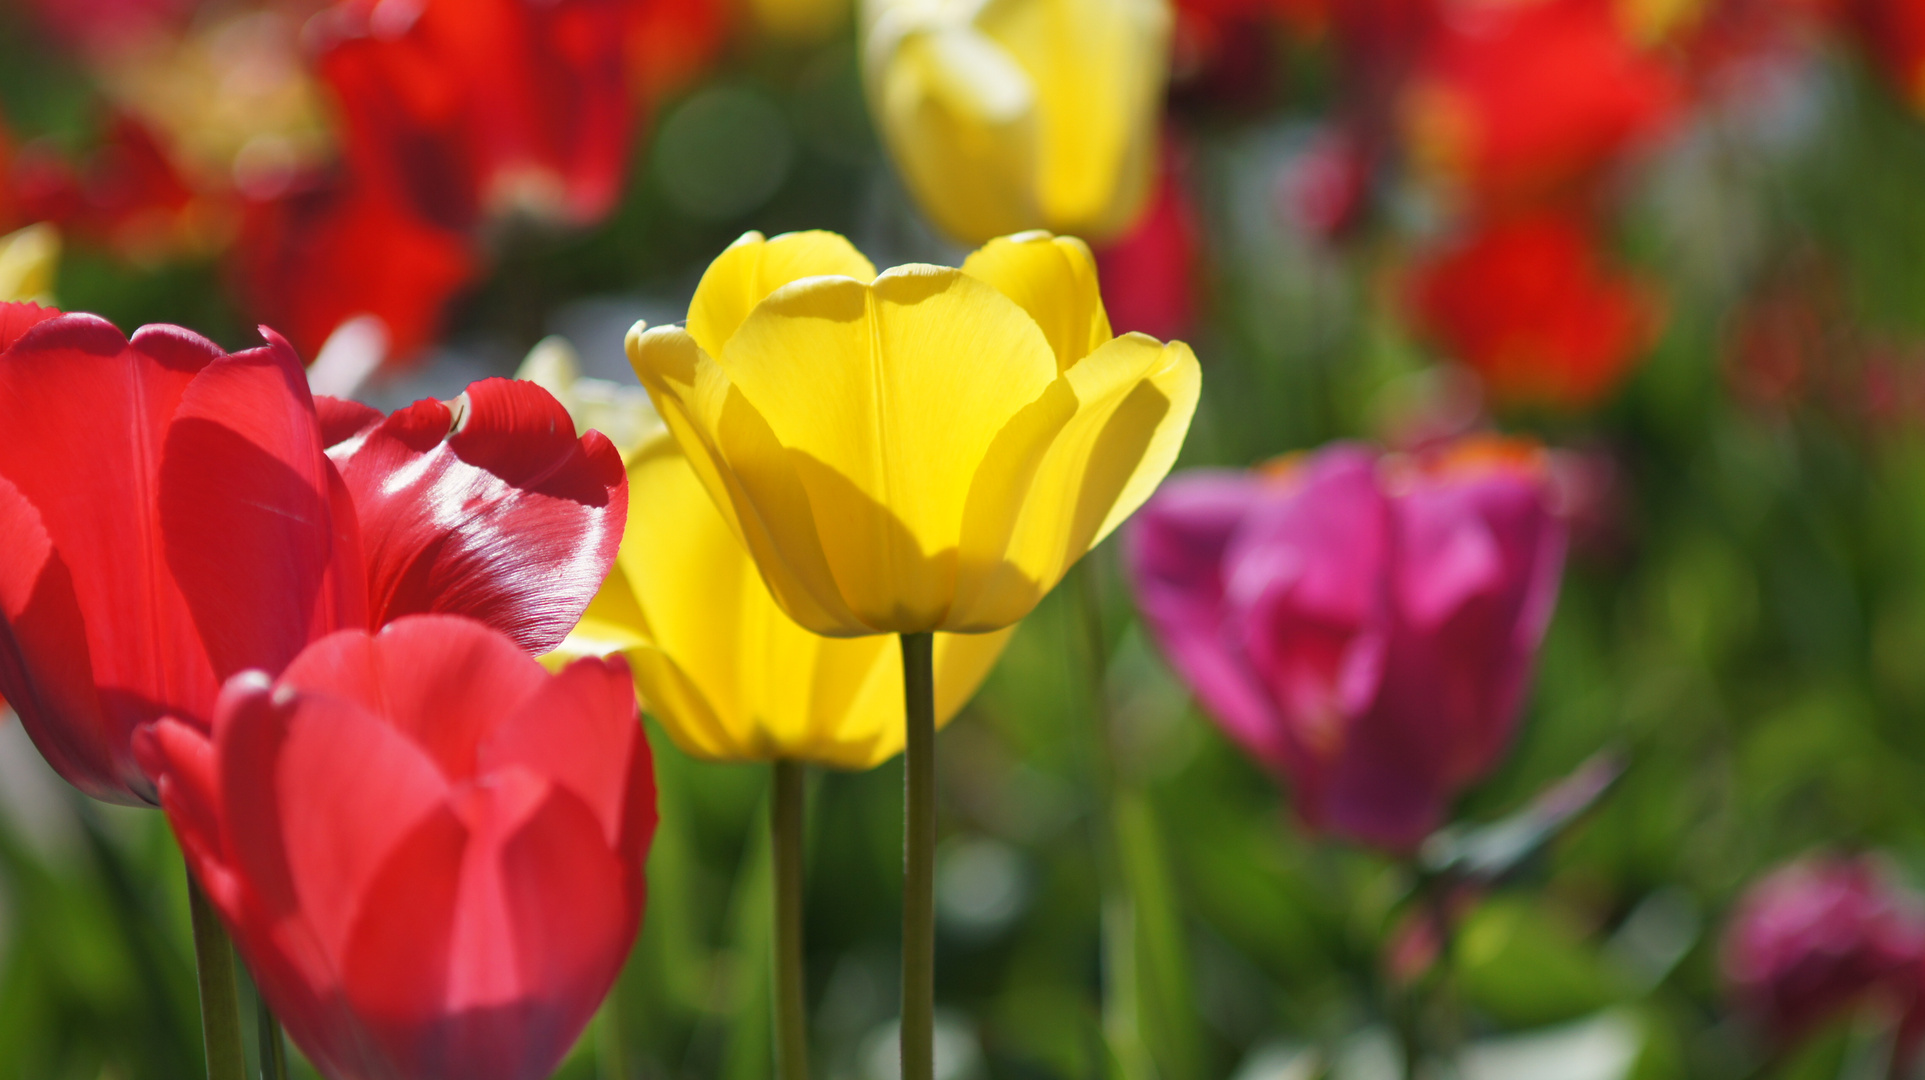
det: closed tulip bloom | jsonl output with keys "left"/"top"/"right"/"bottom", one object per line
{"left": 862, "top": 0, "right": 1172, "bottom": 244}
{"left": 563, "top": 430, "right": 1014, "bottom": 768}
{"left": 628, "top": 228, "right": 1200, "bottom": 637}
{"left": 1725, "top": 854, "right": 1925, "bottom": 1054}
{"left": 136, "top": 615, "right": 655, "bottom": 1080}
{"left": 0, "top": 305, "right": 625, "bottom": 803}
{"left": 1125, "top": 438, "right": 1566, "bottom": 850}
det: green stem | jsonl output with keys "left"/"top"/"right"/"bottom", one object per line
{"left": 899, "top": 632, "right": 937, "bottom": 1080}
{"left": 187, "top": 874, "right": 246, "bottom": 1080}
{"left": 256, "top": 992, "right": 289, "bottom": 1080}
{"left": 772, "top": 760, "right": 810, "bottom": 1080}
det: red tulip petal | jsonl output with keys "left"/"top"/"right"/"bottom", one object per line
{"left": 0, "top": 302, "right": 61, "bottom": 353}
{"left": 337, "top": 802, "right": 468, "bottom": 1041}
{"left": 315, "top": 394, "right": 384, "bottom": 449}
{"left": 423, "top": 770, "right": 631, "bottom": 1080}
{"left": 160, "top": 330, "right": 368, "bottom": 685}
{"left": 0, "top": 314, "right": 225, "bottom": 799}
{"left": 267, "top": 683, "right": 456, "bottom": 963}
{"left": 480, "top": 655, "right": 640, "bottom": 848}
{"left": 335, "top": 379, "right": 626, "bottom": 653}
{"left": 0, "top": 471, "right": 121, "bottom": 798}
{"left": 278, "top": 615, "right": 548, "bottom": 781}
{"left": 134, "top": 717, "right": 221, "bottom": 866}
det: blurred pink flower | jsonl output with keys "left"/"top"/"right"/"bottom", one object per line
{"left": 1125, "top": 438, "right": 1567, "bottom": 851}
{"left": 1725, "top": 854, "right": 1925, "bottom": 1057}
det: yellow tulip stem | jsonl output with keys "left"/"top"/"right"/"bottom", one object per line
{"left": 899, "top": 631, "right": 938, "bottom": 1080}
{"left": 187, "top": 872, "right": 247, "bottom": 1080}
{"left": 772, "top": 759, "right": 811, "bottom": 1080}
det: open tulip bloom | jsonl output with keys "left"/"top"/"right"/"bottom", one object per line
{"left": 1126, "top": 438, "right": 1567, "bottom": 852}
{"left": 627, "top": 227, "right": 1198, "bottom": 1079}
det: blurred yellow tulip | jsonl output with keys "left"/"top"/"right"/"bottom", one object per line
{"left": 0, "top": 225, "right": 60, "bottom": 305}
{"left": 627, "top": 228, "right": 1200, "bottom": 637}
{"left": 751, "top": 0, "right": 851, "bottom": 40}
{"left": 559, "top": 429, "right": 1014, "bottom": 768}
{"left": 861, "top": 0, "right": 1171, "bottom": 245}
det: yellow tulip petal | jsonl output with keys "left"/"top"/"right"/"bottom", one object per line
{"left": 628, "top": 322, "right": 863, "bottom": 635}
{"left": 606, "top": 430, "right": 1016, "bottom": 769}
{"left": 869, "top": 22, "right": 1039, "bottom": 244}
{"left": 687, "top": 230, "right": 878, "bottom": 358}
{"left": 719, "top": 266, "right": 1060, "bottom": 631}
{"left": 950, "top": 332, "right": 1199, "bottom": 629}
{"left": 980, "top": 0, "right": 1168, "bottom": 238}
{"left": 0, "top": 223, "right": 59, "bottom": 304}
{"left": 961, "top": 231, "right": 1112, "bottom": 371}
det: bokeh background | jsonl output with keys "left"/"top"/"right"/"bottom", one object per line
{"left": 3, "top": 0, "right": 1925, "bottom": 1076}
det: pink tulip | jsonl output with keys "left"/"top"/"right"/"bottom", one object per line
{"left": 1725, "top": 854, "right": 1925, "bottom": 1056}
{"left": 1125, "top": 438, "right": 1566, "bottom": 850}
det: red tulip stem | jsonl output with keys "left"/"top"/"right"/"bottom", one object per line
{"left": 772, "top": 759, "right": 810, "bottom": 1080}
{"left": 899, "top": 631, "right": 937, "bottom": 1080}
{"left": 256, "top": 992, "right": 290, "bottom": 1080}
{"left": 186, "top": 874, "right": 247, "bottom": 1080}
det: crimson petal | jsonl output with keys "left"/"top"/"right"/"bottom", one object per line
{"left": 0, "top": 314, "right": 224, "bottom": 802}
{"left": 332, "top": 378, "right": 627, "bottom": 653}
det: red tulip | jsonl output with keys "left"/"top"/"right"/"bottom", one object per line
{"left": 1844, "top": 0, "right": 1925, "bottom": 109}
{"left": 0, "top": 305, "right": 625, "bottom": 803}
{"left": 1399, "top": 0, "right": 1681, "bottom": 212}
{"left": 1096, "top": 147, "right": 1200, "bottom": 343}
{"left": 313, "top": 0, "right": 646, "bottom": 230}
{"left": 234, "top": 170, "right": 477, "bottom": 365}
{"left": 137, "top": 615, "right": 655, "bottom": 1080}
{"left": 1725, "top": 854, "right": 1925, "bottom": 1058}
{"left": 1124, "top": 438, "right": 1566, "bottom": 850}
{"left": 1407, "top": 212, "right": 1659, "bottom": 409}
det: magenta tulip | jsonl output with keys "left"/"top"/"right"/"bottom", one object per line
{"left": 1725, "top": 853, "right": 1925, "bottom": 1055}
{"left": 1125, "top": 438, "right": 1567, "bottom": 850}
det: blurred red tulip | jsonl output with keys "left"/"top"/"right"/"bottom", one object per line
{"left": 1096, "top": 149, "right": 1200, "bottom": 343}
{"left": 1408, "top": 213, "right": 1660, "bottom": 409}
{"left": 21, "top": 0, "right": 199, "bottom": 57}
{"left": 6, "top": 115, "right": 227, "bottom": 264}
{"left": 234, "top": 170, "right": 477, "bottom": 364}
{"left": 1725, "top": 854, "right": 1925, "bottom": 1059}
{"left": 0, "top": 306, "right": 625, "bottom": 803}
{"left": 1844, "top": 0, "right": 1925, "bottom": 109}
{"left": 312, "top": 0, "right": 691, "bottom": 230}
{"left": 1125, "top": 438, "right": 1567, "bottom": 850}
{"left": 1401, "top": 0, "right": 1682, "bottom": 212}
{"left": 137, "top": 615, "right": 655, "bottom": 1080}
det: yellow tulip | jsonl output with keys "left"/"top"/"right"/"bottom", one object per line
{"left": 862, "top": 0, "right": 1171, "bottom": 245}
{"left": 559, "top": 429, "right": 1014, "bottom": 768}
{"left": 0, "top": 224, "right": 60, "bottom": 305}
{"left": 627, "top": 227, "right": 1200, "bottom": 638}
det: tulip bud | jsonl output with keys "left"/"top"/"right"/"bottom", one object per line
{"left": 1125, "top": 438, "right": 1567, "bottom": 851}
{"left": 1724, "top": 854, "right": 1925, "bottom": 1056}
{"left": 862, "top": 0, "right": 1172, "bottom": 244}
{"left": 136, "top": 615, "right": 656, "bottom": 1080}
